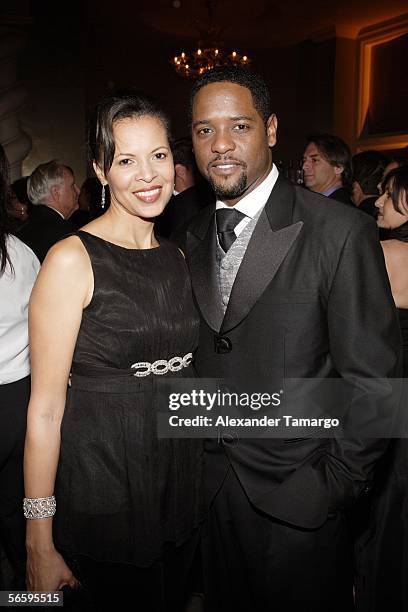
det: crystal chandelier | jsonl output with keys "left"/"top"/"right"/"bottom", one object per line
{"left": 172, "top": 1, "right": 250, "bottom": 78}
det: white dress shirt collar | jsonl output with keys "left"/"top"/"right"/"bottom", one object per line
{"left": 44, "top": 205, "right": 65, "bottom": 219}
{"left": 215, "top": 163, "right": 279, "bottom": 218}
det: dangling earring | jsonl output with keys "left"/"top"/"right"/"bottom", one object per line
{"left": 101, "top": 184, "right": 106, "bottom": 210}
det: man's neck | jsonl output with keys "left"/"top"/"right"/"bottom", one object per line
{"left": 357, "top": 193, "right": 376, "bottom": 206}
{"left": 317, "top": 180, "right": 342, "bottom": 197}
{"left": 41, "top": 203, "right": 65, "bottom": 219}
{"left": 174, "top": 178, "right": 195, "bottom": 194}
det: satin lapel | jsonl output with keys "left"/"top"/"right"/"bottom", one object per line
{"left": 221, "top": 177, "right": 303, "bottom": 334}
{"left": 187, "top": 212, "right": 224, "bottom": 333}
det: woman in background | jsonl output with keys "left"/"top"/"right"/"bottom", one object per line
{"left": 0, "top": 146, "right": 40, "bottom": 589}
{"left": 24, "top": 92, "right": 202, "bottom": 611}
{"left": 377, "top": 166, "right": 408, "bottom": 368}
{"left": 6, "top": 180, "right": 30, "bottom": 233}
{"left": 356, "top": 166, "right": 408, "bottom": 611}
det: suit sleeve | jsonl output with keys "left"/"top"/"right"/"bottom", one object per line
{"left": 322, "top": 214, "right": 402, "bottom": 510}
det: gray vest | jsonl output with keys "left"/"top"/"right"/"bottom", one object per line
{"left": 217, "top": 210, "right": 262, "bottom": 312}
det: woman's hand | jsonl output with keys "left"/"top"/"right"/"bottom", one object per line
{"left": 26, "top": 546, "right": 79, "bottom": 592}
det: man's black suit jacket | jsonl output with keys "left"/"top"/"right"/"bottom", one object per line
{"left": 155, "top": 183, "right": 214, "bottom": 241}
{"left": 359, "top": 195, "right": 378, "bottom": 219}
{"left": 17, "top": 205, "right": 75, "bottom": 263}
{"left": 329, "top": 186, "right": 353, "bottom": 206}
{"left": 185, "top": 175, "right": 401, "bottom": 529}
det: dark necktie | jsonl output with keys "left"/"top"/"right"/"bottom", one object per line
{"left": 216, "top": 208, "right": 246, "bottom": 253}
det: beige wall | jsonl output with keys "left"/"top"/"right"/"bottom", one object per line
{"left": 18, "top": 6, "right": 86, "bottom": 185}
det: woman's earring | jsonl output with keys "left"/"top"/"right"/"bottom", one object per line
{"left": 101, "top": 184, "right": 106, "bottom": 210}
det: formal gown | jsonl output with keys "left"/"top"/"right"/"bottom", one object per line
{"left": 355, "top": 308, "right": 408, "bottom": 611}
{"left": 53, "top": 231, "right": 203, "bottom": 569}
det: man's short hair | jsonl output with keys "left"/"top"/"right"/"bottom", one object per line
{"left": 27, "top": 160, "right": 70, "bottom": 205}
{"left": 306, "top": 132, "right": 352, "bottom": 189}
{"left": 189, "top": 66, "right": 271, "bottom": 125}
{"left": 388, "top": 155, "right": 408, "bottom": 169}
{"left": 172, "top": 137, "right": 195, "bottom": 168}
{"left": 352, "top": 150, "right": 390, "bottom": 195}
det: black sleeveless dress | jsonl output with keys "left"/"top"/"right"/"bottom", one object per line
{"left": 54, "top": 231, "right": 203, "bottom": 567}
{"left": 355, "top": 309, "right": 408, "bottom": 610}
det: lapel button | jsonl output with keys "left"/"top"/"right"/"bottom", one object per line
{"left": 214, "top": 336, "right": 232, "bottom": 354}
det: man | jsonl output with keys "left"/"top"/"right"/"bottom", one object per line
{"left": 302, "top": 132, "right": 353, "bottom": 205}
{"left": 172, "top": 137, "right": 196, "bottom": 195}
{"left": 18, "top": 160, "right": 79, "bottom": 262}
{"left": 185, "top": 66, "right": 400, "bottom": 611}
{"left": 351, "top": 150, "right": 389, "bottom": 217}
{"left": 378, "top": 155, "right": 408, "bottom": 193}
{"left": 155, "top": 138, "right": 214, "bottom": 239}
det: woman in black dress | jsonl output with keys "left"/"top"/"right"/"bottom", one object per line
{"left": 24, "top": 92, "right": 203, "bottom": 611}
{"left": 356, "top": 166, "right": 408, "bottom": 610}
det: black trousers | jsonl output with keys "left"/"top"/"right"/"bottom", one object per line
{"left": 201, "top": 466, "right": 354, "bottom": 612}
{"left": 0, "top": 376, "right": 30, "bottom": 588}
{"left": 64, "top": 531, "right": 200, "bottom": 612}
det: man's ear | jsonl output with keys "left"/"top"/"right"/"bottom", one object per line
{"left": 352, "top": 179, "right": 362, "bottom": 196}
{"left": 334, "top": 164, "right": 344, "bottom": 176}
{"left": 266, "top": 114, "right": 278, "bottom": 147}
{"left": 50, "top": 184, "right": 60, "bottom": 202}
{"left": 93, "top": 161, "right": 106, "bottom": 186}
{"left": 175, "top": 163, "right": 187, "bottom": 180}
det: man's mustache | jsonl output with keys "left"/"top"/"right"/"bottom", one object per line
{"left": 207, "top": 157, "right": 247, "bottom": 171}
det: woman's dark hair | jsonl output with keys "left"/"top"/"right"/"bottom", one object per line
{"left": 189, "top": 65, "right": 271, "bottom": 125}
{"left": 381, "top": 166, "right": 408, "bottom": 242}
{"left": 11, "top": 176, "right": 32, "bottom": 206}
{"left": 0, "top": 144, "right": 11, "bottom": 274}
{"left": 89, "top": 90, "right": 171, "bottom": 178}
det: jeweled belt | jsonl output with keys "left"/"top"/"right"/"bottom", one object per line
{"left": 130, "top": 352, "right": 193, "bottom": 377}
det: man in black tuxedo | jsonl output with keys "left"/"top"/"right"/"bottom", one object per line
{"left": 18, "top": 160, "right": 79, "bottom": 262}
{"left": 155, "top": 180, "right": 214, "bottom": 241}
{"left": 185, "top": 67, "right": 401, "bottom": 611}
{"left": 155, "top": 137, "right": 215, "bottom": 240}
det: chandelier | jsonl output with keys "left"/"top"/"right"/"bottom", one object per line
{"left": 172, "top": 1, "right": 251, "bottom": 78}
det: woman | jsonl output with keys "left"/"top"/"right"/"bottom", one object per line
{"left": 356, "top": 166, "right": 408, "bottom": 611}
{"left": 6, "top": 181, "right": 29, "bottom": 233}
{"left": 377, "top": 166, "right": 408, "bottom": 358}
{"left": 24, "top": 92, "right": 203, "bottom": 610}
{"left": 0, "top": 146, "right": 40, "bottom": 588}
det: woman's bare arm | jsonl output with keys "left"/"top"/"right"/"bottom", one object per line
{"left": 24, "top": 236, "right": 93, "bottom": 590}
{"left": 381, "top": 240, "right": 408, "bottom": 308}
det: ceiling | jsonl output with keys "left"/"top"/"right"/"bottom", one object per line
{"left": 130, "top": 0, "right": 408, "bottom": 47}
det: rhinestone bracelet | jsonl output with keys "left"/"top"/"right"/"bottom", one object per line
{"left": 23, "top": 495, "right": 56, "bottom": 520}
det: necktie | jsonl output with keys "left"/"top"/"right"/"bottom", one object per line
{"left": 216, "top": 208, "right": 246, "bottom": 253}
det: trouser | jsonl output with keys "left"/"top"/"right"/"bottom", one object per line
{"left": 202, "top": 466, "right": 354, "bottom": 612}
{"left": 64, "top": 531, "right": 200, "bottom": 612}
{"left": 0, "top": 376, "right": 30, "bottom": 589}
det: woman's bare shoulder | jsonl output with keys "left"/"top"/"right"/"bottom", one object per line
{"left": 42, "top": 235, "right": 90, "bottom": 271}
{"left": 381, "top": 239, "right": 408, "bottom": 264}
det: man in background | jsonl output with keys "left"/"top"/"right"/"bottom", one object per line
{"left": 302, "top": 133, "right": 353, "bottom": 205}
{"left": 155, "top": 138, "right": 214, "bottom": 239}
{"left": 172, "top": 137, "right": 196, "bottom": 195}
{"left": 18, "top": 160, "right": 79, "bottom": 262}
{"left": 351, "top": 150, "right": 389, "bottom": 217}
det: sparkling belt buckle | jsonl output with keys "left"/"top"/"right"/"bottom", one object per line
{"left": 131, "top": 352, "right": 193, "bottom": 377}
